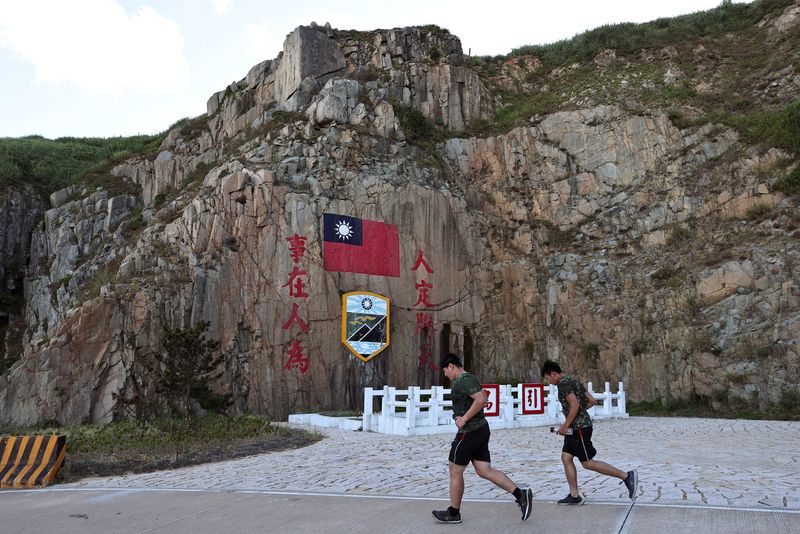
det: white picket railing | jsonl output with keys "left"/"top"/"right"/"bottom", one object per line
{"left": 362, "top": 381, "right": 627, "bottom": 436}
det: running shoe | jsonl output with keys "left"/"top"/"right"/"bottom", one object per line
{"left": 622, "top": 470, "right": 637, "bottom": 500}
{"left": 432, "top": 509, "right": 462, "bottom": 524}
{"left": 557, "top": 493, "right": 584, "bottom": 505}
{"left": 516, "top": 487, "right": 533, "bottom": 520}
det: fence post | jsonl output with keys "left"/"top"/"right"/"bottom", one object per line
{"left": 618, "top": 381, "right": 627, "bottom": 415}
{"left": 546, "top": 384, "right": 559, "bottom": 419}
{"left": 603, "top": 382, "right": 612, "bottom": 416}
{"left": 385, "top": 386, "right": 395, "bottom": 416}
{"left": 406, "top": 386, "right": 416, "bottom": 430}
{"left": 429, "top": 386, "right": 440, "bottom": 426}
{"left": 503, "top": 385, "right": 514, "bottom": 423}
{"left": 586, "top": 381, "right": 595, "bottom": 417}
{"left": 363, "top": 387, "right": 373, "bottom": 431}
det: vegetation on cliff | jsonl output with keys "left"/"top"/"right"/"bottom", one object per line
{"left": 463, "top": 0, "right": 800, "bottom": 176}
{"left": 0, "top": 134, "right": 162, "bottom": 192}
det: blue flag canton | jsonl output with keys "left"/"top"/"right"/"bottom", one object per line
{"left": 323, "top": 213, "right": 363, "bottom": 246}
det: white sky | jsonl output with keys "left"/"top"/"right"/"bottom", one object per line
{"left": 0, "top": 0, "right": 751, "bottom": 139}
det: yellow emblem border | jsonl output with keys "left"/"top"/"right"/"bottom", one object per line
{"left": 341, "top": 291, "right": 390, "bottom": 362}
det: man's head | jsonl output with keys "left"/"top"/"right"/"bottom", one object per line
{"left": 439, "top": 352, "right": 463, "bottom": 380}
{"left": 540, "top": 359, "right": 563, "bottom": 384}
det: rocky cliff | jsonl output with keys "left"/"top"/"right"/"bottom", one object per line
{"left": 1, "top": 7, "right": 799, "bottom": 424}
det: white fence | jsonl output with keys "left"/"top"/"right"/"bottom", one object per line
{"left": 362, "top": 381, "right": 627, "bottom": 436}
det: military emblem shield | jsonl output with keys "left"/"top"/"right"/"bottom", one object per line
{"left": 341, "top": 291, "right": 390, "bottom": 362}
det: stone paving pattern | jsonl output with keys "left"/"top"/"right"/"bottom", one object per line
{"left": 64, "top": 417, "right": 800, "bottom": 510}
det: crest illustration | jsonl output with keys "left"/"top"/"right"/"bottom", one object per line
{"left": 341, "top": 291, "right": 390, "bottom": 362}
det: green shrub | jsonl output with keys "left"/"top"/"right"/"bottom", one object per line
{"left": 684, "top": 294, "right": 701, "bottom": 317}
{"left": 666, "top": 225, "right": 692, "bottom": 247}
{"left": 394, "top": 104, "right": 441, "bottom": 144}
{"left": 631, "top": 338, "right": 650, "bottom": 356}
{"left": 773, "top": 166, "right": 800, "bottom": 195}
{"left": 745, "top": 203, "right": 774, "bottom": 221}
{"left": 651, "top": 266, "right": 682, "bottom": 288}
{"left": 509, "top": 0, "right": 793, "bottom": 69}
{"left": 687, "top": 330, "right": 714, "bottom": 352}
{"left": 581, "top": 342, "right": 601, "bottom": 361}
{"left": 79, "top": 257, "right": 122, "bottom": 301}
{"left": 122, "top": 209, "right": 146, "bottom": 238}
{"left": 153, "top": 321, "right": 230, "bottom": 417}
{"left": 726, "top": 372, "right": 749, "bottom": 386}
{"left": 271, "top": 111, "right": 306, "bottom": 127}
{"left": 173, "top": 115, "right": 208, "bottom": 141}
{"left": 778, "top": 390, "right": 800, "bottom": 413}
{"left": 733, "top": 101, "right": 800, "bottom": 176}
{"left": 419, "top": 24, "right": 450, "bottom": 36}
{"left": 0, "top": 134, "right": 161, "bottom": 192}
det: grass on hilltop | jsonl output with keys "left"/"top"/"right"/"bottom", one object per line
{"left": 507, "top": 0, "right": 794, "bottom": 69}
{"left": 0, "top": 115, "right": 208, "bottom": 194}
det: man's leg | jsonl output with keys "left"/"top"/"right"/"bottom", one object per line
{"left": 473, "top": 460, "right": 532, "bottom": 520}
{"left": 580, "top": 459, "right": 627, "bottom": 480}
{"left": 472, "top": 460, "right": 517, "bottom": 493}
{"left": 562, "top": 452, "right": 579, "bottom": 497}
{"left": 449, "top": 462, "right": 467, "bottom": 509}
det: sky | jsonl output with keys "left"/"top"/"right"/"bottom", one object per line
{"left": 0, "top": 0, "right": 751, "bottom": 139}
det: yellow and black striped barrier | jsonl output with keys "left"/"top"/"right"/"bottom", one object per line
{"left": 0, "top": 435, "right": 66, "bottom": 488}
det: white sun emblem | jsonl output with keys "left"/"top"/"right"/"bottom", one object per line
{"left": 336, "top": 220, "right": 353, "bottom": 240}
{"left": 361, "top": 297, "right": 373, "bottom": 310}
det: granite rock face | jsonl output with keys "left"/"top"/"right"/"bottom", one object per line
{"left": 0, "top": 185, "right": 45, "bottom": 285}
{"left": 1, "top": 20, "right": 798, "bottom": 424}
{"left": 0, "top": 185, "right": 46, "bottom": 370}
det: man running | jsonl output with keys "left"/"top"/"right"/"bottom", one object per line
{"left": 432, "top": 352, "right": 533, "bottom": 524}
{"left": 541, "top": 360, "right": 637, "bottom": 504}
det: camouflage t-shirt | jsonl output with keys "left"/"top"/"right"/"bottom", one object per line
{"left": 450, "top": 372, "right": 487, "bottom": 433}
{"left": 557, "top": 375, "right": 592, "bottom": 429}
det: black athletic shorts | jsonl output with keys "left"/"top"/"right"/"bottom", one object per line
{"left": 449, "top": 423, "right": 491, "bottom": 466}
{"left": 562, "top": 425, "right": 597, "bottom": 462}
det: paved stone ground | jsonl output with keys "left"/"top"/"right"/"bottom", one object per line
{"left": 63, "top": 417, "right": 800, "bottom": 510}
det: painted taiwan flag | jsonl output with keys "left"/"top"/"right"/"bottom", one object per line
{"left": 323, "top": 213, "right": 400, "bottom": 277}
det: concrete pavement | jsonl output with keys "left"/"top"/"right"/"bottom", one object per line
{"left": 2, "top": 416, "right": 799, "bottom": 532}
{"left": 1, "top": 488, "right": 799, "bottom": 533}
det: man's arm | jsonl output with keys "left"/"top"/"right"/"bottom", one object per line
{"left": 586, "top": 391, "right": 598, "bottom": 409}
{"left": 558, "top": 393, "right": 580, "bottom": 435}
{"left": 455, "top": 389, "right": 487, "bottom": 429}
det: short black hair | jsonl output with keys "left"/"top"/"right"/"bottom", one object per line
{"left": 540, "top": 360, "right": 562, "bottom": 377}
{"left": 439, "top": 352, "right": 463, "bottom": 369}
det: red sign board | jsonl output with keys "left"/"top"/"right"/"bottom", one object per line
{"left": 482, "top": 384, "right": 500, "bottom": 417}
{"left": 521, "top": 383, "right": 545, "bottom": 415}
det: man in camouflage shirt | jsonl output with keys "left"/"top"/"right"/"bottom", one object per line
{"left": 541, "top": 360, "right": 637, "bottom": 505}
{"left": 431, "top": 353, "right": 533, "bottom": 524}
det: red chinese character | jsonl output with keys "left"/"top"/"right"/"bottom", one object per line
{"left": 282, "top": 302, "right": 309, "bottom": 333}
{"left": 415, "top": 312, "right": 434, "bottom": 338}
{"left": 410, "top": 249, "right": 434, "bottom": 273}
{"left": 283, "top": 266, "right": 309, "bottom": 298}
{"left": 417, "top": 343, "right": 439, "bottom": 370}
{"left": 413, "top": 279, "right": 434, "bottom": 308}
{"left": 286, "top": 234, "right": 308, "bottom": 263}
{"left": 283, "top": 339, "right": 310, "bottom": 374}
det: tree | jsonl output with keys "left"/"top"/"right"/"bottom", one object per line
{"left": 153, "top": 321, "right": 231, "bottom": 417}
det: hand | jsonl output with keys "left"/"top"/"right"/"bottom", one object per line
{"left": 455, "top": 416, "right": 466, "bottom": 429}
{"left": 557, "top": 424, "right": 569, "bottom": 436}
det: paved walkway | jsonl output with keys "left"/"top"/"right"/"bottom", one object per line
{"left": 60, "top": 417, "right": 800, "bottom": 511}
{"left": 3, "top": 488, "right": 799, "bottom": 533}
